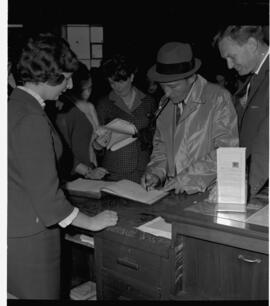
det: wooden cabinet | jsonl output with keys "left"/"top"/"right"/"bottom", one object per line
{"left": 171, "top": 220, "right": 268, "bottom": 300}
{"left": 94, "top": 229, "right": 172, "bottom": 300}
{"left": 70, "top": 192, "right": 268, "bottom": 301}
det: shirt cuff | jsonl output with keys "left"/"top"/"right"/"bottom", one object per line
{"left": 59, "top": 207, "right": 79, "bottom": 228}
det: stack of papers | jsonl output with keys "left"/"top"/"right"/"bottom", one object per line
{"left": 216, "top": 147, "right": 246, "bottom": 212}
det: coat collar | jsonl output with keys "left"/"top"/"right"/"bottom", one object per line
{"left": 187, "top": 74, "right": 207, "bottom": 104}
{"left": 17, "top": 86, "right": 45, "bottom": 108}
{"left": 108, "top": 87, "right": 146, "bottom": 114}
{"left": 11, "top": 88, "right": 45, "bottom": 115}
{"left": 254, "top": 49, "right": 269, "bottom": 75}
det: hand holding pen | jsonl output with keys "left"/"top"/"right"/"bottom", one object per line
{"left": 141, "top": 172, "right": 160, "bottom": 191}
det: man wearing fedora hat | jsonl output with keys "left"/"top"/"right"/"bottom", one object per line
{"left": 141, "top": 42, "right": 239, "bottom": 194}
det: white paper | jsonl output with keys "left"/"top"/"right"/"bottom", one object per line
{"left": 217, "top": 148, "right": 246, "bottom": 206}
{"left": 136, "top": 216, "right": 172, "bottom": 239}
{"left": 246, "top": 205, "right": 269, "bottom": 227}
{"left": 105, "top": 118, "right": 137, "bottom": 135}
{"left": 102, "top": 179, "right": 168, "bottom": 205}
{"left": 110, "top": 137, "right": 137, "bottom": 151}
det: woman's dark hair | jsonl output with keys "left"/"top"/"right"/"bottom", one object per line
{"left": 67, "top": 61, "right": 92, "bottom": 100}
{"left": 17, "top": 33, "right": 79, "bottom": 85}
{"left": 101, "top": 54, "right": 137, "bottom": 81}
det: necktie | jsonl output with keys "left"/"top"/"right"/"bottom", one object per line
{"left": 234, "top": 73, "right": 254, "bottom": 108}
{"left": 175, "top": 101, "right": 184, "bottom": 125}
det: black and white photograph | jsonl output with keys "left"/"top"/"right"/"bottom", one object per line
{"left": 5, "top": 0, "right": 269, "bottom": 303}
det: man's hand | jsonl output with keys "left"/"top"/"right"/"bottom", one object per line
{"left": 162, "top": 177, "right": 184, "bottom": 194}
{"left": 205, "top": 183, "right": 217, "bottom": 203}
{"left": 141, "top": 172, "right": 160, "bottom": 190}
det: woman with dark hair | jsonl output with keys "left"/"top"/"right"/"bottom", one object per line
{"left": 8, "top": 33, "right": 118, "bottom": 299}
{"left": 55, "top": 61, "right": 110, "bottom": 181}
{"left": 96, "top": 54, "right": 157, "bottom": 183}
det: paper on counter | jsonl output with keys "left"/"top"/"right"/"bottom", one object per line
{"left": 136, "top": 216, "right": 171, "bottom": 239}
{"left": 246, "top": 205, "right": 269, "bottom": 227}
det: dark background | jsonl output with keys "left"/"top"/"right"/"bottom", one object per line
{"left": 8, "top": 0, "right": 269, "bottom": 86}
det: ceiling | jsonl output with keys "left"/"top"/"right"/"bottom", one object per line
{"left": 8, "top": 0, "right": 269, "bottom": 26}
{"left": 7, "top": 0, "right": 269, "bottom": 79}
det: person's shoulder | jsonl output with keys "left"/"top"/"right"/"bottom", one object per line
{"left": 200, "top": 79, "right": 234, "bottom": 110}
{"left": 204, "top": 79, "right": 232, "bottom": 98}
{"left": 204, "top": 79, "right": 227, "bottom": 92}
{"left": 9, "top": 88, "right": 44, "bottom": 121}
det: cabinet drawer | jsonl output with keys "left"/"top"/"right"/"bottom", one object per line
{"left": 100, "top": 270, "right": 160, "bottom": 300}
{"left": 183, "top": 236, "right": 268, "bottom": 300}
{"left": 100, "top": 239, "right": 162, "bottom": 287}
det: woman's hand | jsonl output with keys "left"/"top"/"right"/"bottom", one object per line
{"left": 72, "top": 210, "right": 118, "bottom": 232}
{"left": 85, "top": 167, "right": 109, "bottom": 180}
{"left": 88, "top": 210, "right": 118, "bottom": 231}
{"left": 94, "top": 127, "right": 112, "bottom": 148}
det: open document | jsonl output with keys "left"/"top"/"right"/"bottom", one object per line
{"left": 64, "top": 178, "right": 168, "bottom": 204}
{"left": 216, "top": 147, "right": 246, "bottom": 212}
{"left": 101, "top": 179, "right": 168, "bottom": 204}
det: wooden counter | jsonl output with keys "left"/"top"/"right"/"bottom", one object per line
{"left": 66, "top": 191, "right": 268, "bottom": 300}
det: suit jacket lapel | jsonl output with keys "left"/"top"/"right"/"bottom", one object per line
{"left": 248, "top": 56, "right": 269, "bottom": 103}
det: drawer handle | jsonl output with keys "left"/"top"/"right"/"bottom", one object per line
{"left": 117, "top": 257, "right": 139, "bottom": 271}
{"left": 238, "top": 254, "right": 262, "bottom": 264}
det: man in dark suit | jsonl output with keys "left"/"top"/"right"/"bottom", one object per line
{"left": 215, "top": 25, "right": 269, "bottom": 200}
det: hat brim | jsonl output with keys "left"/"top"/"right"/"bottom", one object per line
{"left": 147, "top": 58, "right": 201, "bottom": 83}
